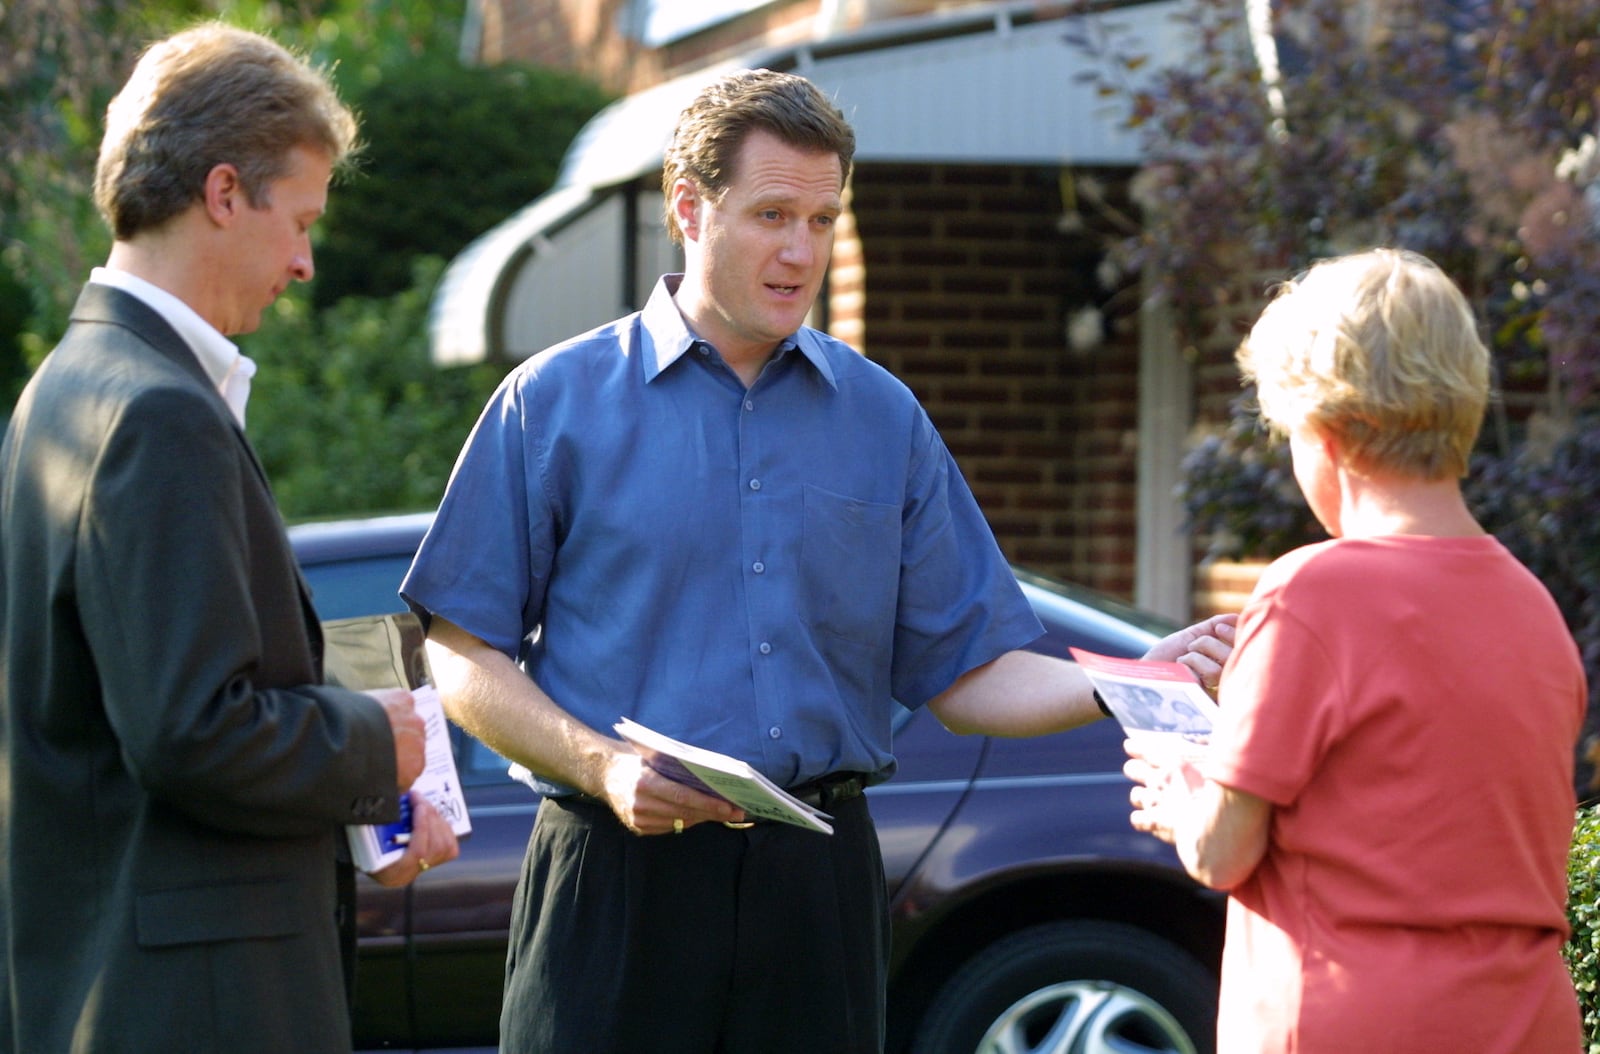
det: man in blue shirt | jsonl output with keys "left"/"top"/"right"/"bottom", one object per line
{"left": 402, "top": 68, "right": 1233, "bottom": 1054}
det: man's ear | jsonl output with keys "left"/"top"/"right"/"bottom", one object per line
{"left": 203, "top": 163, "right": 243, "bottom": 226}
{"left": 671, "top": 178, "right": 702, "bottom": 243}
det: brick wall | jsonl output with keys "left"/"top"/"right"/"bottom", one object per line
{"left": 844, "top": 163, "right": 1142, "bottom": 596}
{"left": 475, "top": 0, "right": 656, "bottom": 91}
{"left": 472, "top": 0, "right": 828, "bottom": 94}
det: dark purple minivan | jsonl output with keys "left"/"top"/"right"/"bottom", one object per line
{"left": 292, "top": 512, "right": 1223, "bottom": 1054}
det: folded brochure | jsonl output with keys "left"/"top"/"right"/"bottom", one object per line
{"left": 322, "top": 612, "right": 473, "bottom": 872}
{"left": 614, "top": 717, "right": 833, "bottom": 834}
{"left": 1069, "top": 647, "right": 1220, "bottom": 755}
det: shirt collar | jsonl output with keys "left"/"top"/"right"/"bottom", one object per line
{"left": 89, "top": 266, "right": 254, "bottom": 400}
{"left": 639, "top": 274, "right": 838, "bottom": 390}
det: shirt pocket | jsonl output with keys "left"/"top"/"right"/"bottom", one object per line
{"left": 800, "top": 484, "right": 901, "bottom": 644}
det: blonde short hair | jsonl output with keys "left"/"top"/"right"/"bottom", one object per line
{"left": 95, "top": 22, "right": 359, "bottom": 240}
{"left": 1237, "top": 249, "right": 1490, "bottom": 479}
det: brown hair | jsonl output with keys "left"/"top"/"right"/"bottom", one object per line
{"left": 660, "top": 68, "right": 855, "bottom": 245}
{"left": 1238, "top": 249, "right": 1490, "bottom": 480}
{"left": 94, "top": 22, "right": 359, "bottom": 240}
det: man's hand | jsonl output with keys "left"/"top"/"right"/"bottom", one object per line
{"left": 369, "top": 687, "right": 425, "bottom": 790}
{"left": 599, "top": 749, "right": 743, "bottom": 836}
{"left": 1143, "top": 613, "right": 1237, "bottom": 696}
{"left": 368, "top": 791, "right": 462, "bottom": 887}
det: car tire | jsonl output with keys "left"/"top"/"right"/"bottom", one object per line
{"left": 910, "top": 920, "right": 1217, "bottom": 1054}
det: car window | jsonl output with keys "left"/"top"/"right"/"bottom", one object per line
{"left": 302, "top": 555, "right": 414, "bottom": 621}
{"left": 1013, "top": 567, "right": 1179, "bottom": 638}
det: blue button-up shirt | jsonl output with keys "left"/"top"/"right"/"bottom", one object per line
{"left": 402, "top": 276, "right": 1041, "bottom": 788}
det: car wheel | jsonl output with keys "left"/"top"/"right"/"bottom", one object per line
{"left": 911, "top": 920, "right": 1217, "bottom": 1054}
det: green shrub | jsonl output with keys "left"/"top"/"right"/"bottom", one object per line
{"left": 242, "top": 256, "right": 507, "bottom": 520}
{"left": 311, "top": 59, "right": 612, "bottom": 308}
{"left": 1568, "top": 804, "right": 1600, "bottom": 1050}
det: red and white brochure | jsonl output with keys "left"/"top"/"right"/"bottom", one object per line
{"left": 1069, "top": 648, "right": 1220, "bottom": 757}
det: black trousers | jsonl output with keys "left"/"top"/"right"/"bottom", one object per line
{"left": 499, "top": 791, "right": 889, "bottom": 1054}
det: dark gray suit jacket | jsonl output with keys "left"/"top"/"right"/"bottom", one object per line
{"left": 0, "top": 284, "right": 401, "bottom": 1052}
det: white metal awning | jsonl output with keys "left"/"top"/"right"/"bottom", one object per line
{"left": 430, "top": 0, "right": 1193, "bottom": 364}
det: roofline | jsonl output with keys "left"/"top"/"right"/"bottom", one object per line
{"left": 556, "top": 0, "right": 1180, "bottom": 190}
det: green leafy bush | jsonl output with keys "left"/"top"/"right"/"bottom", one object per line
{"left": 242, "top": 256, "right": 507, "bottom": 520}
{"left": 1567, "top": 804, "right": 1600, "bottom": 1050}
{"left": 311, "top": 60, "right": 612, "bottom": 307}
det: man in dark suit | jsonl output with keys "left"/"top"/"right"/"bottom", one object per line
{"left": 0, "top": 23, "right": 456, "bottom": 1052}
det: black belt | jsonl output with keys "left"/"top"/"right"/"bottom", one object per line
{"left": 717, "top": 771, "right": 867, "bottom": 830}
{"left": 567, "top": 772, "right": 868, "bottom": 826}
{"left": 786, "top": 772, "right": 868, "bottom": 811}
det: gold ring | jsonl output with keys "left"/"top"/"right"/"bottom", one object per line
{"left": 418, "top": 858, "right": 430, "bottom": 872}
{"left": 672, "top": 817, "right": 685, "bottom": 835}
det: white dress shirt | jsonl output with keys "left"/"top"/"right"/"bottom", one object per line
{"left": 89, "top": 267, "right": 256, "bottom": 427}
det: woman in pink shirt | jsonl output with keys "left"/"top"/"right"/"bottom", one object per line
{"left": 1128, "top": 249, "right": 1587, "bottom": 1052}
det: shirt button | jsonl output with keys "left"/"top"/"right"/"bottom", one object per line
{"left": 749, "top": 479, "right": 762, "bottom": 491}
{"left": 758, "top": 641, "right": 772, "bottom": 655}
{"left": 768, "top": 726, "right": 782, "bottom": 739}
{"left": 752, "top": 561, "right": 765, "bottom": 574}
{"left": 744, "top": 399, "right": 754, "bottom": 412}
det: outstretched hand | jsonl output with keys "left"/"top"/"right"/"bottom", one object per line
{"left": 1143, "top": 613, "right": 1236, "bottom": 696}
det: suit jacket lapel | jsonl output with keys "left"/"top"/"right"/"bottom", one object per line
{"left": 71, "top": 283, "right": 277, "bottom": 483}
{"left": 70, "top": 283, "right": 323, "bottom": 634}
{"left": 72, "top": 283, "right": 217, "bottom": 394}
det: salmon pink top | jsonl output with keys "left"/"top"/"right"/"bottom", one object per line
{"left": 1205, "top": 534, "right": 1586, "bottom": 1053}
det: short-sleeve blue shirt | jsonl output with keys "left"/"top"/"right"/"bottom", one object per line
{"left": 401, "top": 276, "right": 1042, "bottom": 788}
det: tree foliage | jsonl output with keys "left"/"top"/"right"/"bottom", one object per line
{"left": 0, "top": 0, "right": 602, "bottom": 520}
{"left": 1069, "top": 0, "right": 1600, "bottom": 405}
{"left": 0, "top": 0, "right": 470, "bottom": 363}
{"left": 1568, "top": 803, "right": 1600, "bottom": 1050}
{"left": 1068, "top": 0, "right": 1600, "bottom": 790}
{"left": 242, "top": 257, "right": 507, "bottom": 520}
{"left": 0, "top": 0, "right": 140, "bottom": 364}
{"left": 312, "top": 59, "right": 613, "bottom": 306}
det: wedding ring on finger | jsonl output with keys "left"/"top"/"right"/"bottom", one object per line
{"left": 673, "top": 817, "right": 685, "bottom": 835}
{"left": 418, "top": 858, "right": 431, "bottom": 872}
